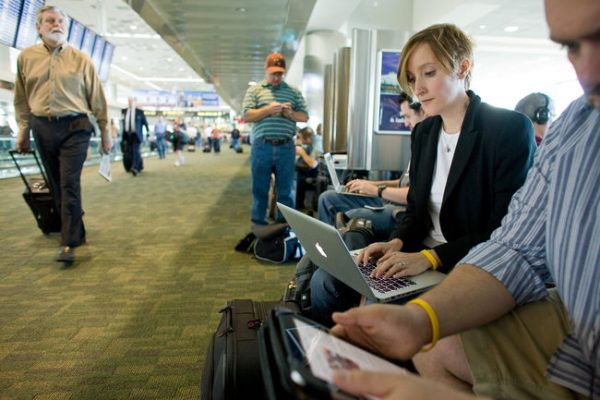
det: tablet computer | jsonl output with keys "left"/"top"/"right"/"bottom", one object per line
{"left": 259, "top": 308, "right": 407, "bottom": 400}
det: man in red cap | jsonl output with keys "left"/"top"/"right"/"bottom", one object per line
{"left": 242, "top": 52, "right": 309, "bottom": 226}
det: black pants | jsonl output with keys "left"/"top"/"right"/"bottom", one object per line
{"left": 125, "top": 132, "right": 142, "bottom": 172}
{"left": 30, "top": 115, "right": 92, "bottom": 247}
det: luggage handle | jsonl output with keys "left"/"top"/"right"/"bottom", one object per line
{"left": 8, "top": 149, "right": 51, "bottom": 195}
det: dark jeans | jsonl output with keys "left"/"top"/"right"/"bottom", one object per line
{"left": 30, "top": 115, "right": 91, "bottom": 247}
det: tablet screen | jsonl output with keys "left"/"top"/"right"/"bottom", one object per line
{"left": 285, "top": 317, "right": 406, "bottom": 385}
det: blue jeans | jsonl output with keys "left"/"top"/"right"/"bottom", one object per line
{"left": 318, "top": 189, "right": 384, "bottom": 224}
{"left": 156, "top": 137, "right": 167, "bottom": 159}
{"left": 311, "top": 267, "right": 361, "bottom": 327}
{"left": 251, "top": 138, "right": 295, "bottom": 225}
{"left": 346, "top": 204, "right": 403, "bottom": 240}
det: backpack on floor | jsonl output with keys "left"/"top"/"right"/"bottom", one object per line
{"left": 253, "top": 224, "right": 304, "bottom": 264}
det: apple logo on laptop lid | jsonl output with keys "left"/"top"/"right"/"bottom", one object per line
{"left": 315, "top": 242, "right": 327, "bottom": 258}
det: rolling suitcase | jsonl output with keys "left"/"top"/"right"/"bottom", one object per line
{"left": 200, "top": 299, "right": 299, "bottom": 400}
{"left": 9, "top": 149, "right": 61, "bottom": 234}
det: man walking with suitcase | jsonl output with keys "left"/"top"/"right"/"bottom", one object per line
{"left": 14, "top": 5, "right": 111, "bottom": 264}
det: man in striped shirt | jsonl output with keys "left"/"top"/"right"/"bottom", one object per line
{"left": 326, "top": 1, "right": 600, "bottom": 399}
{"left": 242, "top": 52, "right": 308, "bottom": 226}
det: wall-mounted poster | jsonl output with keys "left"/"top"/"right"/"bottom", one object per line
{"left": 374, "top": 50, "right": 410, "bottom": 135}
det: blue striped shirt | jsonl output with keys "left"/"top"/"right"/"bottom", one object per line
{"left": 462, "top": 95, "right": 600, "bottom": 398}
{"left": 242, "top": 79, "right": 308, "bottom": 139}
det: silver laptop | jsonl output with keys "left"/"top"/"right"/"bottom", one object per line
{"left": 278, "top": 203, "right": 445, "bottom": 302}
{"left": 323, "top": 153, "right": 374, "bottom": 197}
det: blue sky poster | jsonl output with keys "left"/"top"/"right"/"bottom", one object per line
{"left": 376, "top": 50, "right": 410, "bottom": 134}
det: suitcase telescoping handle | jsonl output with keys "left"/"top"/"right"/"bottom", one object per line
{"left": 8, "top": 149, "right": 51, "bottom": 195}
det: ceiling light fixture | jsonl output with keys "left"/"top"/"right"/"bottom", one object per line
{"left": 504, "top": 25, "right": 519, "bottom": 32}
{"left": 129, "top": 24, "right": 137, "bottom": 30}
{"left": 143, "top": 81, "right": 163, "bottom": 91}
{"left": 104, "top": 32, "right": 161, "bottom": 39}
{"left": 235, "top": 7, "right": 246, "bottom": 12}
{"left": 111, "top": 65, "right": 204, "bottom": 84}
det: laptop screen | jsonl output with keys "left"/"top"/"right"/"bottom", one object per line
{"left": 323, "top": 153, "right": 342, "bottom": 191}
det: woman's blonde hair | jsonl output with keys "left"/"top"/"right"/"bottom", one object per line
{"left": 397, "top": 24, "right": 474, "bottom": 96}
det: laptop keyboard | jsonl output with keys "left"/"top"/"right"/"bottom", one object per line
{"left": 358, "top": 260, "right": 417, "bottom": 293}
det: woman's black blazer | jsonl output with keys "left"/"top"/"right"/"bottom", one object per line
{"left": 391, "top": 91, "right": 536, "bottom": 271}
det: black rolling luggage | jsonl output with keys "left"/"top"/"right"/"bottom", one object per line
{"left": 200, "top": 299, "right": 299, "bottom": 400}
{"left": 9, "top": 150, "right": 61, "bottom": 234}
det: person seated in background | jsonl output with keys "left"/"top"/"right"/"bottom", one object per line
{"left": 295, "top": 126, "right": 319, "bottom": 211}
{"left": 310, "top": 23, "right": 536, "bottom": 327}
{"left": 515, "top": 92, "right": 556, "bottom": 145}
{"left": 330, "top": 3, "right": 600, "bottom": 398}
{"left": 317, "top": 92, "right": 426, "bottom": 240}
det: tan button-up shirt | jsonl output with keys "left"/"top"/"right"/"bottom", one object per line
{"left": 13, "top": 42, "right": 108, "bottom": 141}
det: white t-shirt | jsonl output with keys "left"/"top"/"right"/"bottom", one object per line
{"left": 423, "top": 127, "right": 460, "bottom": 248}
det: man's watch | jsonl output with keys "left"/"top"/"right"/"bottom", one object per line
{"left": 377, "top": 184, "right": 387, "bottom": 198}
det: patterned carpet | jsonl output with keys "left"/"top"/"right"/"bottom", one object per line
{"left": 0, "top": 147, "right": 295, "bottom": 399}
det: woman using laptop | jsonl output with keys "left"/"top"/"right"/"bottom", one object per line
{"left": 311, "top": 23, "right": 537, "bottom": 326}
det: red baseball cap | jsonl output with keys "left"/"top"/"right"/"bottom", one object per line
{"left": 265, "top": 52, "right": 286, "bottom": 73}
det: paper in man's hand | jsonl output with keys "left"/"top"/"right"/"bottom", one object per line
{"left": 98, "top": 154, "right": 112, "bottom": 182}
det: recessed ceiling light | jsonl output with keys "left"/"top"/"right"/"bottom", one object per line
{"left": 167, "top": 57, "right": 173, "bottom": 62}
{"left": 504, "top": 25, "right": 519, "bottom": 32}
{"left": 130, "top": 25, "right": 137, "bottom": 30}
{"left": 235, "top": 7, "right": 246, "bottom": 12}
{"left": 479, "top": 25, "right": 486, "bottom": 30}
{"left": 121, "top": 56, "right": 128, "bottom": 61}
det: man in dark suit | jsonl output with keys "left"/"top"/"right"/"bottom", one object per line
{"left": 121, "top": 97, "right": 149, "bottom": 176}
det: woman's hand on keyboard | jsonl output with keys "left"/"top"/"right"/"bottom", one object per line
{"left": 372, "top": 251, "right": 431, "bottom": 278}
{"left": 355, "top": 238, "right": 403, "bottom": 266}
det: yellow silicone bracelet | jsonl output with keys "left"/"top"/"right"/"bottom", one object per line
{"left": 407, "top": 298, "right": 440, "bottom": 352}
{"left": 420, "top": 249, "right": 439, "bottom": 271}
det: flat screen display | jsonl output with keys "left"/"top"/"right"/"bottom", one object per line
{"left": 80, "top": 27, "right": 95, "bottom": 56}
{"left": 98, "top": 42, "right": 114, "bottom": 82}
{"left": 14, "top": 0, "right": 44, "bottom": 49}
{"left": 67, "top": 18, "right": 85, "bottom": 49}
{"left": 0, "top": 0, "right": 22, "bottom": 48}
{"left": 91, "top": 35, "right": 105, "bottom": 70}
